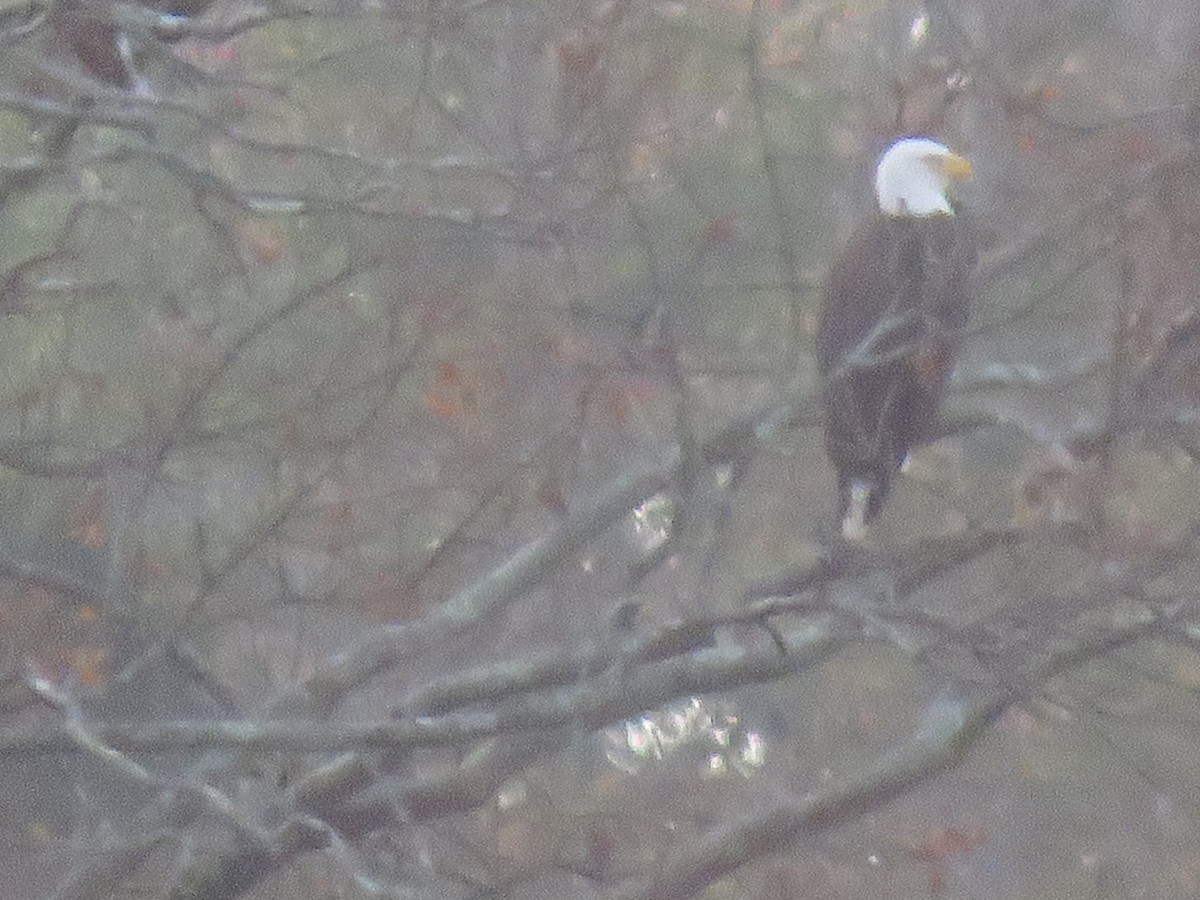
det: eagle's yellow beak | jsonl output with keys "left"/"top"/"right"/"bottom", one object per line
{"left": 937, "top": 152, "right": 974, "bottom": 181}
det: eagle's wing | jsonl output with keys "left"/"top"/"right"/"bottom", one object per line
{"left": 817, "top": 214, "right": 974, "bottom": 530}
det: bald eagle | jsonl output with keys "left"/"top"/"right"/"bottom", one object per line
{"left": 817, "top": 137, "right": 975, "bottom": 540}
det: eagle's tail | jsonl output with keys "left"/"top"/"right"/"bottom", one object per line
{"left": 837, "top": 469, "right": 894, "bottom": 541}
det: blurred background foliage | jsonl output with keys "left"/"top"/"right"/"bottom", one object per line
{"left": 3, "top": 0, "right": 1200, "bottom": 897}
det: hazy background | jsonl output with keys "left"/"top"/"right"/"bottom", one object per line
{"left": 2, "top": 0, "right": 1200, "bottom": 897}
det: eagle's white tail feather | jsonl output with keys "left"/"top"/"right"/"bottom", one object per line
{"left": 841, "top": 479, "right": 872, "bottom": 541}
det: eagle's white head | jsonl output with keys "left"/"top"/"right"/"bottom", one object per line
{"left": 874, "top": 137, "right": 973, "bottom": 217}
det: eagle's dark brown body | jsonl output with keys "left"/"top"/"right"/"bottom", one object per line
{"left": 817, "top": 212, "right": 974, "bottom": 527}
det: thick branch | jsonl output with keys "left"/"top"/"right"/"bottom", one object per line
{"left": 608, "top": 600, "right": 1170, "bottom": 900}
